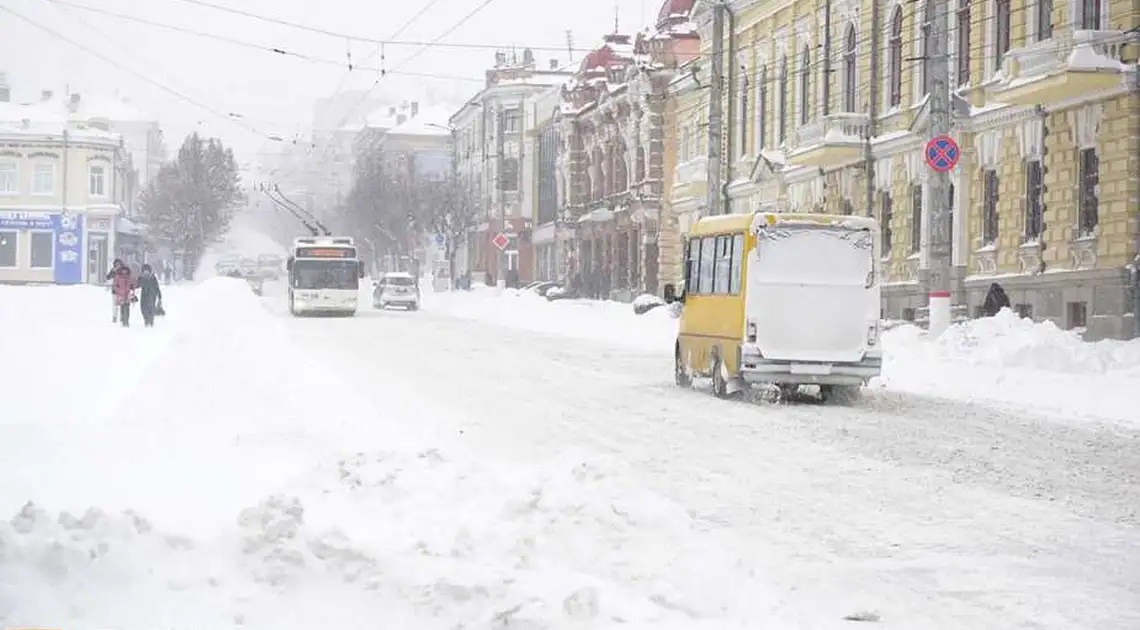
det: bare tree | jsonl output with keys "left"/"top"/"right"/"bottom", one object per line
{"left": 422, "top": 172, "right": 477, "bottom": 287}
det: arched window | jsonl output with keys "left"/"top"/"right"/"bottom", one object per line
{"left": 843, "top": 27, "right": 857, "bottom": 112}
{"left": 799, "top": 46, "right": 811, "bottom": 125}
{"left": 957, "top": 0, "right": 972, "bottom": 85}
{"left": 778, "top": 56, "right": 788, "bottom": 143}
{"left": 755, "top": 66, "right": 768, "bottom": 151}
{"left": 889, "top": 8, "right": 903, "bottom": 106}
{"left": 636, "top": 145, "right": 646, "bottom": 182}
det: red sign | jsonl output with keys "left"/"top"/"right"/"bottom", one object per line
{"left": 924, "top": 135, "right": 960, "bottom": 172}
{"left": 492, "top": 232, "right": 510, "bottom": 250}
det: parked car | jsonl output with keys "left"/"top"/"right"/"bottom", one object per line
{"left": 373, "top": 272, "right": 420, "bottom": 310}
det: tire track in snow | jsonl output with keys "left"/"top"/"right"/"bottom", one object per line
{"left": 290, "top": 305, "right": 1140, "bottom": 630}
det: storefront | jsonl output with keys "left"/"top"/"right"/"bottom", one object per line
{"left": 0, "top": 211, "right": 86, "bottom": 284}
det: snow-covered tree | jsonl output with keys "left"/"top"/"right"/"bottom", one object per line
{"left": 138, "top": 133, "right": 245, "bottom": 278}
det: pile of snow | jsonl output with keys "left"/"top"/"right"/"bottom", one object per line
{"left": 0, "top": 280, "right": 802, "bottom": 629}
{"left": 426, "top": 287, "right": 678, "bottom": 351}
{"left": 423, "top": 290, "right": 1139, "bottom": 425}
{"left": 879, "top": 310, "right": 1140, "bottom": 424}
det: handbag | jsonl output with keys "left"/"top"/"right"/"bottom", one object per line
{"left": 155, "top": 299, "right": 166, "bottom": 316}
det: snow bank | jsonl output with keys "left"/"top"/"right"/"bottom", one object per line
{"left": 0, "top": 281, "right": 798, "bottom": 629}
{"left": 423, "top": 290, "right": 1138, "bottom": 425}
{"left": 879, "top": 311, "right": 1140, "bottom": 424}
{"left": 426, "top": 287, "right": 678, "bottom": 351}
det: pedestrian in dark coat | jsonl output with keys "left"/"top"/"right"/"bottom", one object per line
{"left": 137, "top": 264, "right": 163, "bottom": 327}
{"left": 982, "top": 282, "right": 1011, "bottom": 317}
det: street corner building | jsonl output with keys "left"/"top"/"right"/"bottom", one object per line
{"left": 665, "top": 0, "right": 1138, "bottom": 339}
{"left": 552, "top": 0, "right": 701, "bottom": 300}
{"left": 0, "top": 82, "right": 155, "bottom": 285}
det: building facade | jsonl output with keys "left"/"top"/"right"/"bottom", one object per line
{"left": 450, "top": 51, "right": 573, "bottom": 287}
{"left": 678, "top": 0, "right": 1137, "bottom": 338}
{"left": 527, "top": 85, "right": 565, "bottom": 281}
{"left": 556, "top": 2, "right": 700, "bottom": 300}
{"left": 0, "top": 120, "right": 130, "bottom": 284}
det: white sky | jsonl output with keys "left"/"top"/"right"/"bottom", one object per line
{"left": 0, "top": 0, "right": 657, "bottom": 163}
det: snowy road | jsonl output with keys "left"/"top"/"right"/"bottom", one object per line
{"left": 2, "top": 280, "right": 1138, "bottom": 629}
{"left": 288, "top": 294, "right": 1140, "bottom": 630}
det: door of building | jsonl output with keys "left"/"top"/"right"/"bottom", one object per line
{"left": 88, "top": 234, "right": 108, "bottom": 283}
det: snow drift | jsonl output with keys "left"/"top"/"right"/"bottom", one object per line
{"left": 424, "top": 289, "right": 1139, "bottom": 425}
{"left": 0, "top": 279, "right": 801, "bottom": 629}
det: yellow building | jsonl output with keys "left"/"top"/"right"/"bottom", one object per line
{"left": 669, "top": 0, "right": 1138, "bottom": 339}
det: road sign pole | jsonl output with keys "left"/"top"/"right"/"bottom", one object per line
{"left": 926, "top": 0, "right": 954, "bottom": 338}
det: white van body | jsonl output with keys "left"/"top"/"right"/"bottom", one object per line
{"left": 738, "top": 214, "right": 882, "bottom": 388}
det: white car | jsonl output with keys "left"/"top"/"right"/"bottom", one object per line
{"left": 373, "top": 272, "right": 420, "bottom": 310}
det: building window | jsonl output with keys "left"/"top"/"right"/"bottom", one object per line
{"left": 32, "top": 163, "right": 56, "bottom": 195}
{"left": 889, "top": 8, "right": 904, "bottom": 106}
{"left": 0, "top": 231, "right": 16, "bottom": 267}
{"left": 1067, "top": 301, "right": 1087, "bottom": 329}
{"left": 756, "top": 66, "right": 768, "bottom": 151}
{"left": 921, "top": 0, "right": 935, "bottom": 95}
{"left": 1036, "top": 0, "right": 1053, "bottom": 40}
{"left": 636, "top": 146, "right": 646, "bottom": 181}
{"left": 843, "top": 27, "right": 857, "bottom": 112}
{"left": 1078, "top": 147, "right": 1099, "bottom": 236}
{"left": 0, "top": 162, "right": 16, "bottom": 193}
{"left": 910, "top": 184, "right": 922, "bottom": 253}
{"left": 981, "top": 169, "right": 1000, "bottom": 244}
{"left": 995, "top": 0, "right": 1012, "bottom": 69}
{"left": 799, "top": 46, "right": 811, "bottom": 125}
{"left": 30, "top": 231, "right": 54, "bottom": 268}
{"left": 500, "top": 157, "right": 519, "bottom": 191}
{"left": 1079, "top": 0, "right": 1100, "bottom": 30}
{"left": 778, "top": 56, "right": 788, "bottom": 144}
{"left": 956, "top": 0, "right": 972, "bottom": 85}
{"left": 503, "top": 109, "right": 521, "bottom": 133}
{"left": 1024, "top": 161, "right": 1043, "bottom": 241}
{"left": 89, "top": 165, "right": 107, "bottom": 197}
{"left": 680, "top": 125, "right": 691, "bottom": 162}
{"left": 880, "top": 191, "right": 893, "bottom": 255}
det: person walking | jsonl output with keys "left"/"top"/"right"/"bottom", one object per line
{"left": 106, "top": 258, "right": 125, "bottom": 323}
{"left": 111, "top": 264, "right": 136, "bottom": 327}
{"left": 137, "top": 264, "right": 163, "bottom": 327}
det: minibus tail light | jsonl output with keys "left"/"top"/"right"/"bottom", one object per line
{"left": 746, "top": 319, "right": 757, "bottom": 343}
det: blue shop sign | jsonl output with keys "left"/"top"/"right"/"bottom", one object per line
{"left": 0, "top": 211, "right": 85, "bottom": 284}
{"left": 0, "top": 211, "right": 54, "bottom": 230}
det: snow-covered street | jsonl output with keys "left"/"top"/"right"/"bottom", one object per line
{"left": 2, "top": 281, "right": 1139, "bottom": 629}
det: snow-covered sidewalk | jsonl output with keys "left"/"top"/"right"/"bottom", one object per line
{"left": 0, "top": 280, "right": 814, "bottom": 629}
{"left": 425, "top": 287, "right": 1140, "bottom": 427}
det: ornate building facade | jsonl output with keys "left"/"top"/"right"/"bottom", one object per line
{"left": 554, "top": 0, "right": 700, "bottom": 299}
{"left": 671, "top": 0, "right": 1137, "bottom": 338}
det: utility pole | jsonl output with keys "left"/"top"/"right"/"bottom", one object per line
{"left": 705, "top": 0, "right": 725, "bottom": 217}
{"left": 926, "top": 0, "right": 953, "bottom": 336}
{"left": 865, "top": 0, "right": 879, "bottom": 218}
{"left": 496, "top": 103, "right": 506, "bottom": 289}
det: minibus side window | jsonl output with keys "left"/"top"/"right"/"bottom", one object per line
{"left": 713, "top": 235, "right": 732, "bottom": 293}
{"left": 729, "top": 233, "right": 744, "bottom": 294}
{"left": 685, "top": 238, "right": 700, "bottom": 294}
{"left": 697, "top": 236, "right": 716, "bottom": 293}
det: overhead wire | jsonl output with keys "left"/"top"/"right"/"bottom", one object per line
{"left": 0, "top": 3, "right": 275, "bottom": 141}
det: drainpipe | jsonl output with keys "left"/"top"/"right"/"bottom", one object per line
{"left": 721, "top": 2, "right": 737, "bottom": 216}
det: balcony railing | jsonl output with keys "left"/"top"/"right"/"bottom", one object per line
{"left": 794, "top": 113, "right": 870, "bottom": 148}
{"left": 1003, "top": 29, "right": 1137, "bottom": 79}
